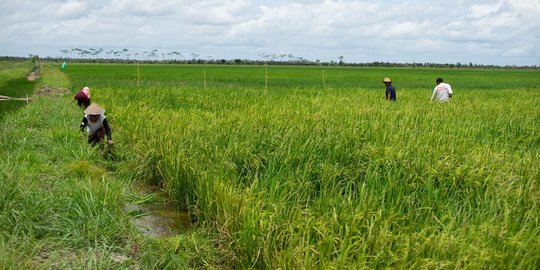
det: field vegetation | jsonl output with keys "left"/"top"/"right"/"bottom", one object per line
{"left": 0, "top": 61, "right": 37, "bottom": 118}
{"left": 1, "top": 61, "right": 539, "bottom": 269}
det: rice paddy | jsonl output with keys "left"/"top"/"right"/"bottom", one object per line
{"left": 1, "top": 61, "right": 538, "bottom": 269}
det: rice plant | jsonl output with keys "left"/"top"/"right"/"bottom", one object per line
{"left": 65, "top": 63, "right": 538, "bottom": 269}
{"left": 2, "top": 61, "right": 538, "bottom": 269}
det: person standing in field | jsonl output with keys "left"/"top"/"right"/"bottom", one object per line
{"left": 79, "top": 103, "right": 113, "bottom": 146}
{"left": 74, "top": 86, "right": 91, "bottom": 108}
{"left": 383, "top": 77, "right": 396, "bottom": 102}
{"left": 431, "top": 78, "right": 453, "bottom": 102}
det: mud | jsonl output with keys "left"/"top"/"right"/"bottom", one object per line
{"left": 126, "top": 185, "right": 192, "bottom": 238}
{"left": 35, "top": 85, "right": 70, "bottom": 96}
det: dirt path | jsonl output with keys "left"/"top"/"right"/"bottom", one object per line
{"left": 27, "top": 70, "right": 40, "bottom": 81}
{"left": 35, "top": 85, "right": 70, "bottom": 97}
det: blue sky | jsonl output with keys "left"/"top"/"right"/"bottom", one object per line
{"left": 1, "top": 0, "right": 539, "bottom": 66}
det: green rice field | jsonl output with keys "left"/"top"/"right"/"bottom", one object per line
{"left": 1, "top": 61, "right": 539, "bottom": 269}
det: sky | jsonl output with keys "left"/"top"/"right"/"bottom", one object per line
{"left": 1, "top": 0, "right": 539, "bottom": 66}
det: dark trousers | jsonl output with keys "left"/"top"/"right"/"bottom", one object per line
{"left": 88, "top": 127, "right": 105, "bottom": 145}
{"left": 77, "top": 98, "right": 90, "bottom": 108}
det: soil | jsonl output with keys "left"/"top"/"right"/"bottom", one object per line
{"left": 27, "top": 71, "right": 40, "bottom": 81}
{"left": 35, "top": 85, "right": 70, "bottom": 97}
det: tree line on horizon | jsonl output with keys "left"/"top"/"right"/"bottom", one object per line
{"left": 0, "top": 47, "right": 536, "bottom": 69}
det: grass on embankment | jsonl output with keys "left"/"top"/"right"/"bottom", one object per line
{"left": 0, "top": 62, "right": 230, "bottom": 269}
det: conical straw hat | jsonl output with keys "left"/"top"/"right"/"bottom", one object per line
{"left": 383, "top": 77, "right": 392, "bottom": 83}
{"left": 84, "top": 103, "right": 105, "bottom": 115}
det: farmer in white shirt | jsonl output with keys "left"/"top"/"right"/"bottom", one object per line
{"left": 431, "top": 77, "right": 453, "bottom": 102}
{"left": 79, "top": 103, "right": 113, "bottom": 146}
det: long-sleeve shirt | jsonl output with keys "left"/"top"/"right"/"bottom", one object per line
{"left": 74, "top": 90, "right": 90, "bottom": 101}
{"left": 79, "top": 114, "right": 112, "bottom": 140}
{"left": 385, "top": 85, "right": 396, "bottom": 101}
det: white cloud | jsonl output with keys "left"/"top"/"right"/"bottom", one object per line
{"left": 0, "top": 0, "right": 538, "bottom": 65}
{"left": 101, "top": 0, "right": 179, "bottom": 17}
{"left": 471, "top": 0, "right": 504, "bottom": 17}
{"left": 55, "top": 1, "right": 87, "bottom": 19}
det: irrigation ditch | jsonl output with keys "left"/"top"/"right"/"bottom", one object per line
{"left": 125, "top": 183, "right": 194, "bottom": 238}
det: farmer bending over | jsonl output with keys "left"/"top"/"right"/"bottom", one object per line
{"left": 80, "top": 103, "right": 113, "bottom": 145}
{"left": 74, "top": 86, "right": 91, "bottom": 108}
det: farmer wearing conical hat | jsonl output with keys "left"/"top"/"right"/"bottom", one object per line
{"left": 383, "top": 77, "right": 396, "bottom": 102}
{"left": 80, "top": 103, "right": 113, "bottom": 145}
{"left": 73, "top": 86, "right": 91, "bottom": 108}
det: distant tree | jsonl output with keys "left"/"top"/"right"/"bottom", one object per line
{"left": 122, "top": 48, "right": 129, "bottom": 59}
{"left": 71, "top": 48, "right": 81, "bottom": 58}
{"left": 174, "top": 52, "right": 183, "bottom": 60}
{"left": 146, "top": 49, "right": 158, "bottom": 60}
{"left": 94, "top": 48, "right": 103, "bottom": 59}
{"left": 258, "top": 52, "right": 271, "bottom": 61}
{"left": 87, "top": 48, "right": 103, "bottom": 59}
{"left": 60, "top": 49, "right": 70, "bottom": 59}
{"left": 106, "top": 50, "right": 114, "bottom": 59}
{"left": 287, "top": 54, "right": 295, "bottom": 62}
{"left": 29, "top": 54, "right": 39, "bottom": 63}
{"left": 76, "top": 48, "right": 90, "bottom": 58}
{"left": 113, "top": 50, "right": 122, "bottom": 59}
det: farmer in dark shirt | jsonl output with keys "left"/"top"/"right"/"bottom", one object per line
{"left": 79, "top": 103, "right": 113, "bottom": 145}
{"left": 74, "top": 86, "right": 91, "bottom": 108}
{"left": 383, "top": 77, "right": 396, "bottom": 102}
